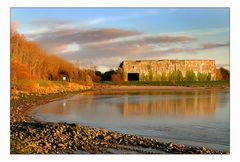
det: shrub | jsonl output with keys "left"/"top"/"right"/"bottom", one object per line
{"left": 160, "top": 72, "right": 168, "bottom": 81}
{"left": 197, "top": 72, "right": 208, "bottom": 81}
{"left": 10, "top": 60, "right": 33, "bottom": 80}
{"left": 149, "top": 70, "right": 154, "bottom": 81}
{"left": 175, "top": 70, "right": 184, "bottom": 81}
{"left": 87, "top": 70, "right": 101, "bottom": 82}
{"left": 216, "top": 67, "right": 230, "bottom": 81}
{"left": 111, "top": 73, "right": 123, "bottom": 84}
{"left": 11, "top": 79, "right": 39, "bottom": 91}
{"left": 207, "top": 73, "right": 211, "bottom": 81}
{"left": 219, "top": 67, "right": 230, "bottom": 80}
{"left": 111, "top": 68, "right": 123, "bottom": 84}
{"left": 168, "top": 70, "right": 183, "bottom": 81}
{"left": 101, "top": 69, "right": 115, "bottom": 81}
{"left": 185, "top": 69, "right": 196, "bottom": 81}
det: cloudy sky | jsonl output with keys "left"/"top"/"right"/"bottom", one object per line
{"left": 11, "top": 8, "right": 229, "bottom": 72}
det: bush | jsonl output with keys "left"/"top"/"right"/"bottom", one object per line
{"left": 168, "top": 70, "right": 183, "bottom": 82}
{"left": 111, "top": 68, "right": 123, "bottom": 84}
{"left": 10, "top": 60, "right": 33, "bottom": 80}
{"left": 185, "top": 69, "right": 196, "bottom": 81}
{"left": 160, "top": 72, "right": 168, "bottom": 81}
{"left": 79, "top": 75, "right": 93, "bottom": 86}
{"left": 111, "top": 73, "right": 123, "bottom": 84}
{"left": 87, "top": 70, "right": 101, "bottom": 82}
{"left": 101, "top": 69, "right": 115, "bottom": 81}
{"left": 197, "top": 72, "right": 208, "bottom": 81}
{"left": 220, "top": 67, "right": 230, "bottom": 80}
{"left": 207, "top": 73, "right": 211, "bottom": 81}
{"left": 11, "top": 79, "right": 39, "bottom": 91}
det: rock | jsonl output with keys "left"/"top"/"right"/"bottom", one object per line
{"left": 58, "top": 143, "right": 65, "bottom": 148}
{"left": 167, "top": 142, "right": 173, "bottom": 148}
{"left": 139, "top": 141, "right": 144, "bottom": 145}
{"left": 104, "top": 135, "right": 112, "bottom": 141}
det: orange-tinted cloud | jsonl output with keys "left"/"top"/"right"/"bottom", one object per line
{"left": 198, "top": 42, "right": 229, "bottom": 50}
{"left": 21, "top": 21, "right": 228, "bottom": 68}
{"left": 27, "top": 28, "right": 142, "bottom": 53}
{"left": 143, "top": 35, "right": 196, "bottom": 44}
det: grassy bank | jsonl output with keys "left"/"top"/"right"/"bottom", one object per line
{"left": 96, "top": 80, "right": 229, "bottom": 87}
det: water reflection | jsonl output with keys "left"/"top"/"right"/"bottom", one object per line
{"left": 121, "top": 91, "right": 217, "bottom": 118}
{"left": 37, "top": 89, "right": 218, "bottom": 118}
{"left": 31, "top": 89, "right": 229, "bottom": 151}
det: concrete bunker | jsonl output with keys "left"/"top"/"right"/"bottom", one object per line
{"left": 119, "top": 59, "right": 216, "bottom": 81}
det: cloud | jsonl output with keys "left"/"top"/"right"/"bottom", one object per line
{"left": 198, "top": 42, "right": 229, "bottom": 50}
{"left": 31, "top": 19, "right": 70, "bottom": 27}
{"left": 57, "top": 36, "right": 197, "bottom": 67}
{"left": 60, "top": 43, "right": 80, "bottom": 54}
{"left": 20, "top": 18, "right": 228, "bottom": 68}
{"left": 27, "top": 28, "right": 142, "bottom": 53}
{"left": 58, "top": 37, "right": 228, "bottom": 68}
{"left": 142, "top": 35, "right": 196, "bottom": 44}
{"left": 78, "top": 35, "right": 196, "bottom": 57}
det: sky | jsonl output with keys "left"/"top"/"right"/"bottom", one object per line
{"left": 11, "top": 8, "right": 230, "bottom": 72}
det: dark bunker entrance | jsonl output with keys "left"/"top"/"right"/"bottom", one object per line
{"left": 128, "top": 73, "right": 139, "bottom": 81}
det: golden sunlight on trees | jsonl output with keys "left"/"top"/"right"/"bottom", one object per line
{"left": 111, "top": 68, "right": 124, "bottom": 84}
{"left": 216, "top": 67, "right": 230, "bottom": 80}
{"left": 10, "top": 31, "right": 100, "bottom": 85}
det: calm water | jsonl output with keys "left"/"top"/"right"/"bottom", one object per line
{"left": 30, "top": 89, "right": 230, "bottom": 152}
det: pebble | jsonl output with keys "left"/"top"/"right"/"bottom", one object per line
{"left": 10, "top": 122, "right": 227, "bottom": 154}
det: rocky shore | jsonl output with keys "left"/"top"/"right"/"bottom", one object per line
{"left": 11, "top": 122, "right": 226, "bottom": 154}
{"left": 10, "top": 86, "right": 228, "bottom": 154}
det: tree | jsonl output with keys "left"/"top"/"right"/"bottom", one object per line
{"left": 10, "top": 30, "right": 95, "bottom": 84}
{"left": 215, "top": 67, "right": 230, "bottom": 80}
{"left": 160, "top": 72, "right": 167, "bottom": 81}
{"left": 168, "top": 70, "right": 183, "bottom": 81}
{"left": 10, "top": 60, "right": 32, "bottom": 80}
{"left": 175, "top": 70, "right": 183, "bottom": 81}
{"left": 185, "top": 69, "right": 196, "bottom": 81}
{"left": 101, "top": 69, "right": 115, "bottom": 81}
{"left": 207, "top": 73, "right": 211, "bottom": 81}
{"left": 111, "top": 68, "right": 123, "bottom": 84}
{"left": 86, "top": 69, "right": 101, "bottom": 82}
{"left": 219, "top": 67, "right": 230, "bottom": 80}
{"left": 197, "top": 72, "right": 208, "bottom": 81}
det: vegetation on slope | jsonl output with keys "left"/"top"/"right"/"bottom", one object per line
{"left": 10, "top": 30, "right": 100, "bottom": 90}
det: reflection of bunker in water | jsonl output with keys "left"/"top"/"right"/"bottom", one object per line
{"left": 122, "top": 91, "right": 217, "bottom": 118}
{"left": 37, "top": 90, "right": 218, "bottom": 118}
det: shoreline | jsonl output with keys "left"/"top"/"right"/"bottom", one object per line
{"left": 94, "top": 85, "right": 229, "bottom": 91}
{"left": 10, "top": 85, "right": 229, "bottom": 154}
{"left": 11, "top": 122, "right": 226, "bottom": 154}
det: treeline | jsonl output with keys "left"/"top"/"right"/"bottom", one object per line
{"left": 96, "top": 67, "right": 229, "bottom": 83}
{"left": 215, "top": 67, "right": 230, "bottom": 80}
{"left": 157, "top": 69, "right": 212, "bottom": 82}
{"left": 10, "top": 31, "right": 100, "bottom": 83}
{"left": 141, "top": 69, "right": 229, "bottom": 82}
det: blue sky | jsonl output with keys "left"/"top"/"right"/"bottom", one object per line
{"left": 11, "top": 8, "right": 229, "bottom": 71}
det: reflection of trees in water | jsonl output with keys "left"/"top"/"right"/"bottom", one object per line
{"left": 38, "top": 90, "right": 222, "bottom": 118}
{"left": 38, "top": 100, "right": 70, "bottom": 115}
{"left": 121, "top": 91, "right": 218, "bottom": 118}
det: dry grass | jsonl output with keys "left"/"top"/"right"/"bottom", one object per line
{"left": 10, "top": 80, "right": 92, "bottom": 101}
